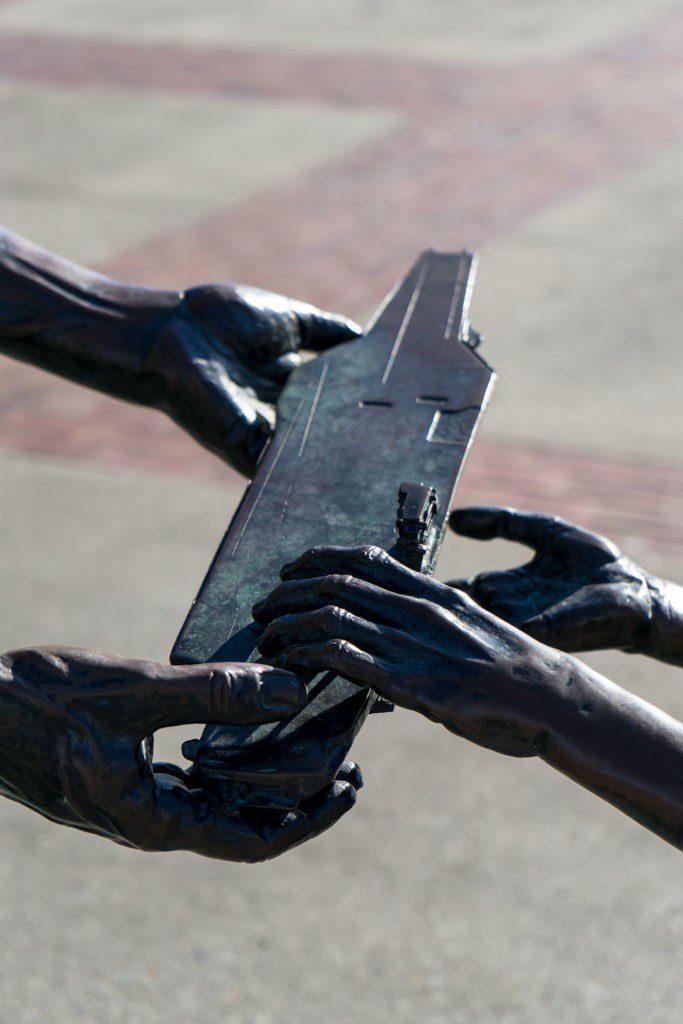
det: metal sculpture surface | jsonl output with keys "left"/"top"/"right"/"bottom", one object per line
{"left": 256, "top": 518, "right": 683, "bottom": 850}
{"left": 174, "top": 251, "right": 495, "bottom": 809}
{"left": 0, "top": 226, "right": 362, "bottom": 859}
{"left": 1, "top": 225, "right": 683, "bottom": 858}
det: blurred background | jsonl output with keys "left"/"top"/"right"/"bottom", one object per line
{"left": 1, "top": 2, "right": 682, "bottom": 1021}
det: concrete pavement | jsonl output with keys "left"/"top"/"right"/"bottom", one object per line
{"left": 0, "top": 0, "right": 677, "bottom": 62}
{"left": 0, "top": 1, "right": 682, "bottom": 1021}
{"left": 1, "top": 452, "right": 682, "bottom": 1024}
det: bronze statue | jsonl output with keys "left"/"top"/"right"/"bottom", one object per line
{"left": 447, "top": 506, "right": 683, "bottom": 666}
{"left": 255, "top": 514, "right": 683, "bottom": 849}
{"left": 0, "top": 227, "right": 362, "bottom": 859}
{"left": 175, "top": 251, "right": 495, "bottom": 811}
{"left": 2, "top": 225, "right": 682, "bottom": 857}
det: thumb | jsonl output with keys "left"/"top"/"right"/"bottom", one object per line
{"left": 189, "top": 377, "right": 273, "bottom": 476}
{"left": 240, "top": 409, "right": 273, "bottom": 474}
{"left": 522, "top": 586, "right": 630, "bottom": 653}
{"left": 449, "top": 506, "right": 550, "bottom": 550}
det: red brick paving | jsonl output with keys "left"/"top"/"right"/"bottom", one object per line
{"left": 96, "top": 43, "right": 683, "bottom": 313}
{"left": 0, "top": 12, "right": 682, "bottom": 556}
{"left": 0, "top": 21, "right": 681, "bottom": 309}
{"left": 1, "top": 357, "right": 681, "bottom": 559}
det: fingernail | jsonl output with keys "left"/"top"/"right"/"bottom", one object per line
{"left": 181, "top": 739, "right": 200, "bottom": 761}
{"left": 259, "top": 673, "right": 304, "bottom": 713}
{"left": 330, "top": 780, "right": 357, "bottom": 806}
{"left": 339, "top": 761, "right": 364, "bottom": 790}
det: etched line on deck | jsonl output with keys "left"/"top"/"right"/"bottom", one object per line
{"left": 298, "top": 363, "right": 329, "bottom": 457}
{"left": 228, "top": 396, "right": 306, "bottom": 556}
{"left": 381, "top": 261, "right": 428, "bottom": 385}
{"left": 280, "top": 481, "right": 295, "bottom": 523}
{"left": 444, "top": 256, "right": 471, "bottom": 341}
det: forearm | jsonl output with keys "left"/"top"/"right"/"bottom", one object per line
{"left": 646, "top": 578, "right": 683, "bottom": 668}
{"left": 0, "top": 226, "right": 181, "bottom": 404}
{"left": 542, "top": 657, "right": 683, "bottom": 849}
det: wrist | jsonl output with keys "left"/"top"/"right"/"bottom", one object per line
{"left": 140, "top": 293, "right": 205, "bottom": 413}
{"left": 534, "top": 651, "right": 599, "bottom": 745}
{"left": 134, "top": 280, "right": 212, "bottom": 416}
{"left": 465, "top": 646, "right": 580, "bottom": 759}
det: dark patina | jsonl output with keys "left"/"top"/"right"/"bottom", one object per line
{"left": 173, "top": 251, "right": 495, "bottom": 808}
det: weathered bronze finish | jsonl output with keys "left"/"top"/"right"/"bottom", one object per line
{"left": 174, "top": 251, "right": 495, "bottom": 809}
{"left": 448, "top": 506, "right": 683, "bottom": 666}
{"left": 0, "top": 227, "right": 361, "bottom": 859}
{"left": 257, "top": 517, "right": 683, "bottom": 849}
{"left": 3, "top": 225, "right": 683, "bottom": 857}
{"left": 0, "top": 226, "right": 360, "bottom": 476}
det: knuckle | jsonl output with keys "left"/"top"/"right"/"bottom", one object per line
{"left": 209, "top": 667, "right": 236, "bottom": 716}
{"left": 319, "top": 574, "right": 343, "bottom": 597}
{"left": 422, "top": 598, "right": 453, "bottom": 628}
{"left": 322, "top": 605, "right": 346, "bottom": 633}
{"left": 359, "top": 545, "right": 385, "bottom": 565}
{"left": 447, "top": 586, "right": 466, "bottom": 607}
{"left": 325, "top": 638, "right": 352, "bottom": 658}
{"left": 451, "top": 588, "right": 477, "bottom": 614}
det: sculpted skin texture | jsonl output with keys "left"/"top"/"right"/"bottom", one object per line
{"left": 256, "top": 510, "right": 683, "bottom": 850}
{"left": 173, "top": 252, "right": 495, "bottom": 810}
{"left": 0, "top": 227, "right": 362, "bottom": 859}
{"left": 2, "top": 226, "right": 682, "bottom": 855}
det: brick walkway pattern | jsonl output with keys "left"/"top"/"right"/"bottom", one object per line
{"left": 0, "top": 9, "right": 682, "bottom": 557}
